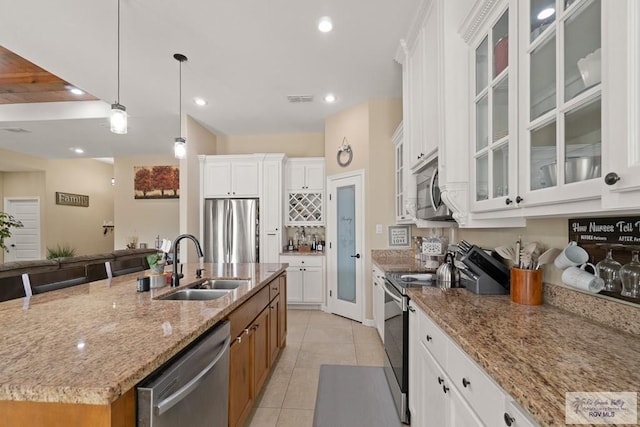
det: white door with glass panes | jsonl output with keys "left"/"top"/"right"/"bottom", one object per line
{"left": 517, "top": 0, "right": 602, "bottom": 206}
{"left": 470, "top": 3, "right": 520, "bottom": 213}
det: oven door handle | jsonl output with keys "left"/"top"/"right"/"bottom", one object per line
{"left": 382, "top": 279, "right": 403, "bottom": 304}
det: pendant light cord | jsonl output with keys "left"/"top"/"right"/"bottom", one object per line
{"left": 178, "top": 58, "right": 182, "bottom": 135}
{"left": 116, "top": 0, "right": 121, "bottom": 103}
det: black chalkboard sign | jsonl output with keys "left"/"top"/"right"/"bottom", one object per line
{"left": 568, "top": 217, "right": 640, "bottom": 245}
{"left": 568, "top": 217, "right": 640, "bottom": 304}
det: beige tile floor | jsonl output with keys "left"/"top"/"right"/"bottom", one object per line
{"left": 244, "top": 309, "right": 386, "bottom": 427}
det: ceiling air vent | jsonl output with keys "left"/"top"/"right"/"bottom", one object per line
{"left": 287, "top": 95, "right": 314, "bottom": 103}
{"left": 0, "top": 127, "right": 31, "bottom": 133}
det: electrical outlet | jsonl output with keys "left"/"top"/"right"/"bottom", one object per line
{"left": 376, "top": 224, "right": 383, "bottom": 234}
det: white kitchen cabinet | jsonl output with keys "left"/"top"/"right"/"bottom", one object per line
{"left": 408, "top": 301, "right": 421, "bottom": 424}
{"left": 601, "top": 1, "right": 640, "bottom": 210}
{"left": 202, "top": 156, "right": 260, "bottom": 198}
{"left": 403, "top": 1, "right": 440, "bottom": 172}
{"left": 280, "top": 255, "right": 324, "bottom": 305}
{"left": 417, "top": 338, "right": 483, "bottom": 427}
{"left": 392, "top": 123, "right": 417, "bottom": 224}
{"left": 261, "top": 155, "right": 285, "bottom": 264}
{"left": 504, "top": 400, "right": 539, "bottom": 427}
{"left": 285, "top": 158, "right": 325, "bottom": 226}
{"left": 409, "top": 302, "right": 539, "bottom": 427}
{"left": 286, "top": 158, "right": 324, "bottom": 191}
{"left": 467, "top": 1, "right": 520, "bottom": 213}
{"left": 372, "top": 265, "right": 386, "bottom": 342}
{"left": 516, "top": 0, "right": 603, "bottom": 208}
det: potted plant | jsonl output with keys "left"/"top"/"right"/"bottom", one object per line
{"left": 46, "top": 244, "right": 76, "bottom": 259}
{"left": 0, "top": 212, "right": 23, "bottom": 253}
{"left": 146, "top": 253, "right": 166, "bottom": 274}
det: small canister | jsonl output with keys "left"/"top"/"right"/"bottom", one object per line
{"left": 137, "top": 276, "right": 150, "bottom": 292}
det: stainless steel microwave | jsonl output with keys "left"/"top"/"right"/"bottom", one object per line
{"left": 416, "top": 159, "right": 454, "bottom": 221}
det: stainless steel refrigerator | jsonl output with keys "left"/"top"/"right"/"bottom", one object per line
{"left": 203, "top": 199, "right": 259, "bottom": 263}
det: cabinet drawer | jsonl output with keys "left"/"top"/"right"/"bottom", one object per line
{"left": 447, "top": 340, "right": 505, "bottom": 426}
{"left": 418, "top": 311, "right": 448, "bottom": 367}
{"left": 279, "top": 255, "right": 323, "bottom": 268}
{"left": 268, "top": 277, "right": 281, "bottom": 301}
{"left": 227, "top": 285, "right": 270, "bottom": 339}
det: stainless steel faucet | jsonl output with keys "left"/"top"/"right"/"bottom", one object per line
{"left": 171, "top": 234, "right": 204, "bottom": 287}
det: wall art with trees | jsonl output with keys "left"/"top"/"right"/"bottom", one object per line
{"left": 134, "top": 165, "right": 179, "bottom": 199}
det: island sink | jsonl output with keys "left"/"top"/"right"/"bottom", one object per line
{"left": 158, "top": 289, "right": 230, "bottom": 301}
{"left": 200, "top": 279, "right": 249, "bottom": 290}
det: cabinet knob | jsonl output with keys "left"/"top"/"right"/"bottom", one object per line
{"left": 504, "top": 413, "right": 515, "bottom": 426}
{"left": 604, "top": 172, "right": 621, "bottom": 185}
{"left": 235, "top": 336, "right": 242, "bottom": 344}
{"left": 437, "top": 376, "right": 444, "bottom": 385}
{"left": 462, "top": 378, "right": 471, "bottom": 388}
{"left": 442, "top": 385, "right": 449, "bottom": 394}
{"left": 515, "top": 196, "right": 523, "bottom": 204}
{"left": 408, "top": 306, "right": 415, "bottom": 313}
{"left": 505, "top": 198, "right": 513, "bottom": 205}
{"left": 244, "top": 328, "right": 250, "bottom": 335}
{"left": 426, "top": 335, "right": 432, "bottom": 342}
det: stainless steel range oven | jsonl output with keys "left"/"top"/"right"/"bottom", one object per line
{"left": 382, "top": 272, "right": 435, "bottom": 424}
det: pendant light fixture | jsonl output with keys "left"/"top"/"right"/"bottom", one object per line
{"left": 173, "top": 53, "right": 188, "bottom": 159}
{"left": 110, "top": 0, "right": 127, "bottom": 134}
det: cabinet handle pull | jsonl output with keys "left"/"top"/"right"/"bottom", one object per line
{"left": 462, "top": 378, "right": 471, "bottom": 388}
{"left": 505, "top": 198, "right": 512, "bottom": 205}
{"left": 504, "top": 413, "right": 515, "bottom": 426}
{"left": 408, "top": 306, "right": 415, "bottom": 312}
{"left": 604, "top": 172, "right": 621, "bottom": 185}
{"left": 442, "top": 385, "right": 449, "bottom": 394}
{"left": 437, "top": 376, "right": 444, "bottom": 385}
{"left": 515, "top": 196, "right": 523, "bottom": 204}
{"left": 272, "top": 287, "right": 278, "bottom": 290}
{"left": 426, "top": 335, "right": 432, "bottom": 342}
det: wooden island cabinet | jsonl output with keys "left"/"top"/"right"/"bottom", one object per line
{"left": 227, "top": 273, "right": 287, "bottom": 427}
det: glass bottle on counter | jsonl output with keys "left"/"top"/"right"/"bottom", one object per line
{"left": 619, "top": 250, "right": 640, "bottom": 298}
{"left": 596, "top": 247, "right": 622, "bottom": 292}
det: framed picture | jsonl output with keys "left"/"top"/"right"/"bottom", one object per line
{"left": 388, "top": 225, "right": 411, "bottom": 247}
{"left": 134, "top": 165, "right": 179, "bottom": 199}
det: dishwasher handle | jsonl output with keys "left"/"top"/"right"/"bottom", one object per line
{"left": 155, "top": 334, "right": 231, "bottom": 415}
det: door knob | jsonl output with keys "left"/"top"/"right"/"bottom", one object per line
{"left": 350, "top": 254, "right": 361, "bottom": 259}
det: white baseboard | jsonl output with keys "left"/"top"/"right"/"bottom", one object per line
{"left": 362, "top": 318, "right": 375, "bottom": 327}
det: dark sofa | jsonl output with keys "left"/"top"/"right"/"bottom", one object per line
{"left": 0, "top": 248, "right": 157, "bottom": 302}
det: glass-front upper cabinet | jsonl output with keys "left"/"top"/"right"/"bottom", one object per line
{"left": 521, "top": 0, "right": 602, "bottom": 205}
{"left": 470, "top": 2, "right": 519, "bottom": 212}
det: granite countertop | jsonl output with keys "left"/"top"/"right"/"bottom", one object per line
{"left": 407, "top": 287, "right": 640, "bottom": 426}
{"left": 280, "top": 251, "right": 325, "bottom": 256}
{"left": 0, "top": 262, "right": 287, "bottom": 406}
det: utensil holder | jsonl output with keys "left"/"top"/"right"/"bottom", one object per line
{"left": 510, "top": 268, "right": 543, "bottom": 305}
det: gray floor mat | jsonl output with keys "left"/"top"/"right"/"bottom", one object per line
{"left": 313, "top": 365, "right": 403, "bottom": 427}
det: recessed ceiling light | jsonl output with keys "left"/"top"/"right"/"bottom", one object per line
{"left": 194, "top": 97, "right": 208, "bottom": 106}
{"left": 318, "top": 16, "right": 333, "bottom": 33}
{"left": 73, "top": 148, "right": 84, "bottom": 154}
{"left": 537, "top": 7, "right": 555, "bottom": 20}
{"left": 69, "top": 87, "right": 85, "bottom": 95}
{"left": 324, "top": 93, "right": 336, "bottom": 103}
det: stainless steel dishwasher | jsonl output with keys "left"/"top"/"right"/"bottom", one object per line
{"left": 137, "top": 321, "right": 230, "bottom": 427}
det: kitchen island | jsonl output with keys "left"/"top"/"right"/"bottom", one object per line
{"left": 0, "top": 262, "right": 287, "bottom": 426}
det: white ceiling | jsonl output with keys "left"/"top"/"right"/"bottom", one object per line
{"left": 0, "top": 0, "right": 420, "bottom": 160}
